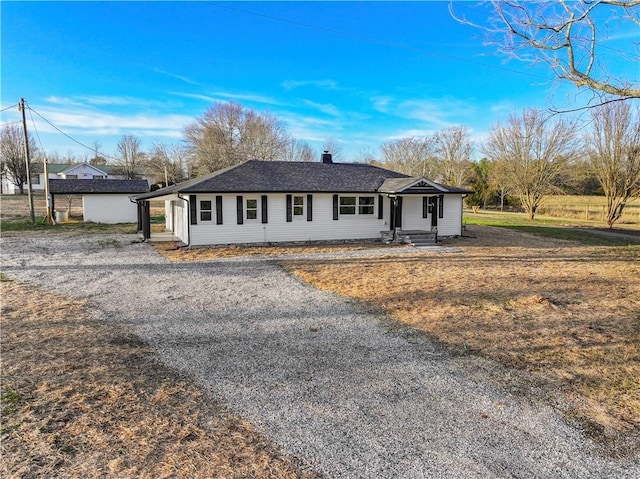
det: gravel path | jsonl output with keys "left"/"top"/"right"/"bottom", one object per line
{"left": 2, "top": 234, "right": 638, "bottom": 478}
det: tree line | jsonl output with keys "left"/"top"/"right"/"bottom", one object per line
{"left": 2, "top": 100, "right": 638, "bottom": 228}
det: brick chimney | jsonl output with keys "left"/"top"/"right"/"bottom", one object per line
{"left": 321, "top": 151, "right": 333, "bottom": 164}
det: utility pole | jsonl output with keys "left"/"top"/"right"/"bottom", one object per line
{"left": 43, "top": 155, "right": 53, "bottom": 224}
{"left": 19, "top": 98, "right": 35, "bottom": 224}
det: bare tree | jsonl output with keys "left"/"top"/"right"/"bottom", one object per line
{"left": 116, "top": 134, "right": 145, "bottom": 179}
{"left": 0, "top": 125, "right": 36, "bottom": 194}
{"left": 435, "top": 126, "right": 473, "bottom": 187}
{"left": 488, "top": 159, "right": 514, "bottom": 211}
{"left": 283, "top": 139, "right": 316, "bottom": 162}
{"left": 322, "top": 138, "right": 346, "bottom": 162}
{"left": 484, "top": 109, "right": 580, "bottom": 220}
{"left": 453, "top": 1, "right": 640, "bottom": 105}
{"left": 184, "top": 102, "right": 291, "bottom": 175}
{"left": 89, "top": 141, "right": 107, "bottom": 166}
{"left": 148, "top": 142, "right": 188, "bottom": 186}
{"left": 356, "top": 146, "right": 379, "bottom": 164}
{"left": 380, "top": 136, "right": 440, "bottom": 178}
{"left": 587, "top": 101, "right": 640, "bottom": 227}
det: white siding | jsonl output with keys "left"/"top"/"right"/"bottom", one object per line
{"left": 401, "top": 195, "right": 463, "bottom": 236}
{"left": 169, "top": 192, "right": 465, "bottom": 246}
{"left": 172, "top": 200, "right": 189, "bottom": 244}
{"left": 437, "top": 195, "right": 464, "bottom": 236}
{"left": 82, "top": 194, "right": 138, "bottom": 223}
{"left": 189, "top": 193, "right": 387, "bottom": 246}
{"left": 61, "top": 163, "right": 108, "bottom": 179}
{"left": 402, "top": 196, "right": 432, "bottom": 231}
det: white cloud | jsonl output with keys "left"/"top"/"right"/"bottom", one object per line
{"left": 153, "top": 68, "right": 201, "bottom": 86}
{"left": 302, "top": 100, "right": 341, "bottom": 117}
{"left": 281, "top": 79, "right": 340, "bottom": 91}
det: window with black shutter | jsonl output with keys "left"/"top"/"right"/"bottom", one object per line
{"left": 236, "top": 196, "right": 243, "bottom": 224}
{"left": 261, "top": 195, "right": 268, "bottom": 224}
{"left": 216, "top": 196, "right": 223, "bottom": 224}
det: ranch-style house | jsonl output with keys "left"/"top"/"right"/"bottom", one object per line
{"left": 134, "top": 153, "right": 470, "bottom": 246}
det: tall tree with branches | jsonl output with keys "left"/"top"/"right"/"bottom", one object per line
{"left": 587, "top": 101, "right": 640, "bottom": 227}
{"left": 453, "top": 1, "right": 640, "bottom": 106}
{"left": 0, "top": 125, "right": 37, "bottom": 194}
{"left": 484, "top": 109, "right": 580, "bottom": 220}
{"left": 435, "top": 126, "right": 473, "bottom": 187}
{"left": 380, "top": 136, "right": 439, "bottom": 178}
{"left": 184, "top": 102, "right": 291, "bottom": 175}
{"left": 116, "top": 134, "right": 145, "bottom": 179}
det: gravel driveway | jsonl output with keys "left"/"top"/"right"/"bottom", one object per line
{"left": 1, "top": 234, "right": 637, "bottom": 478}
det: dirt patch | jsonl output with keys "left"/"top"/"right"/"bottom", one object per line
{"left": 0, "top": 279, "right": 320, "bottom": 479}
{"left": 282, "top": 225, "right": 640, "bottom": 453}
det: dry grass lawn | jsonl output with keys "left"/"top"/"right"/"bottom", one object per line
{"left": 153, "top": 241, "right": 403, "bottom": 261}
{"left": 0, "top": 279, "right": 319, "bottom": 479}
{"left": 281, "top": 226, "right": 640, "bottom": 452}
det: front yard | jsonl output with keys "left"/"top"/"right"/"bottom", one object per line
{"left": 281, "top": 225, "right": 640, "bottom": 453}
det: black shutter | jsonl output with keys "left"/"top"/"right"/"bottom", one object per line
{"left": 396, "top": 197, "right": 403, "bottom": 228}
{"left": 378, "top": 195, "right": 383, "bottom": 219}
{"left": 286, "top": 194, "right": 292, "bottom": 222}
{"left": 307, "top": 194, "right": 313, "bottom": 221}
{"left": 423, "top": 197, "right": 428, "bottom": 218}
{"left": 236, "top": 196, "right": 243, "bottom": 225}
{"left": 216, "top": 196, "right": 223, "bottom": 225}
{"left": 439, "top": 194, "right": 444, "bottom": 218}
{"left": 190, "top": 195, "right": 197, "bottom": 225}
{"left": 333, "top": 194, "right": 339, "bottom": 220}
{"left": 261, "top": 195, "right": 268, "bottom": 224}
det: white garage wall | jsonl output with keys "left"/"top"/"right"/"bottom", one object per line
{"left": 82, "top": 194, "right": 138, "bottom": 224}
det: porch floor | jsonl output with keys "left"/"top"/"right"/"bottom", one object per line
{"left": 146, "top": 231, "right": 180, "bottom": 242}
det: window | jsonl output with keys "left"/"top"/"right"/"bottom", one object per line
{"left": 339, "top": 196, "right": 374, "bottom": 215}
{"left": 339, "top": 196, "right": 356, "bottom": 215}
{"left": 93, "top": 175, "right": 105, "bottom": 179}
{"left": 200, "top": 200, "right": 212, "bottom": 221}
{"left": 358, "top": 196, "right": 374, "bottom": 215}
{"left": 293, "top": 196, "right": 304, "bottom": 216}
{"left": 246, "top": 199, "right": 258, "bottom": 220}
{"left": 30, "top": 175, "right": 40, "bottom": 185}
{"left": 66, "top": 174, "right": 78, "bottom": 179}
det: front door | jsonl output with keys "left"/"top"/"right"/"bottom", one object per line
{"left": 389, "top": 196, "right": 403, "bottom": 229}
{"left": 430, "top": 196, "right": 438, "bottom": 228}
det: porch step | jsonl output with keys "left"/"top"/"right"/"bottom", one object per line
{"left": 407, "top": 233, "right": 437, "bottom": 246}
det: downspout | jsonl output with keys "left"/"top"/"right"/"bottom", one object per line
{"left": 129, "top": 196, "right": 145, "bottom": 238}
{"left": 177, "top": 192, "right": 191, "bottom": 247}
{"left": 461, "top": 194, "right": 468, "bottom": 236}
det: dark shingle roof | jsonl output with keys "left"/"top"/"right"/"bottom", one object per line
{"left": 135, "top": 160, "right": 410, "bottom": 200}
{"left": 49, "top": 179, "right": 149, "bottom": 194}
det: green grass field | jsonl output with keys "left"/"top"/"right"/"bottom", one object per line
{"left": 464, "top": 209, "right": 640, "bottom": 247}
{"left": 538, "top": 195, "right": 640, "bottom": 224}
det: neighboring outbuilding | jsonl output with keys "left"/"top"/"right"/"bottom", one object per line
{"left": 133, "top": 154, "right": 470, "bottom": 246}
{"left": 49, "top": 179, "right": 149, "bottom": 224}
{"left": 1, "top": 161, "right": 153, "bottom": 195}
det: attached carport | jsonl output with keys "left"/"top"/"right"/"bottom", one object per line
{"left": 48, "top": 179, "right": 149, "bottom": 224}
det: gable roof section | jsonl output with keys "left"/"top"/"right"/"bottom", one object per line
{"left": 379, "top": 177, "right": 471, "bottom": 195}
{"left": 59, "top": 163, "right": 109, "bottom": 176}
{"left": 135, "top": 160, "right": 410, "bottom": 199}
{"left": 49, "top": 179, "right": 149, "bottom": 195}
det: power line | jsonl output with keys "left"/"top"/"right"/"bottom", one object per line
{"left": 203, "top": 1, "right": 554, "bottom": 82}
{"left": 28, "top": 106, "right": 46, "bottom": 154}
{"left": 26, "top": 104, "right": 120, "bottom": 162}
{"left": 0, "top": 103, "right": 19, "bottom": 113}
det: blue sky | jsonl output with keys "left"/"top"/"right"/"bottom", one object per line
{"left": 1, "top": 1, "right": 638, "bottom": 162}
